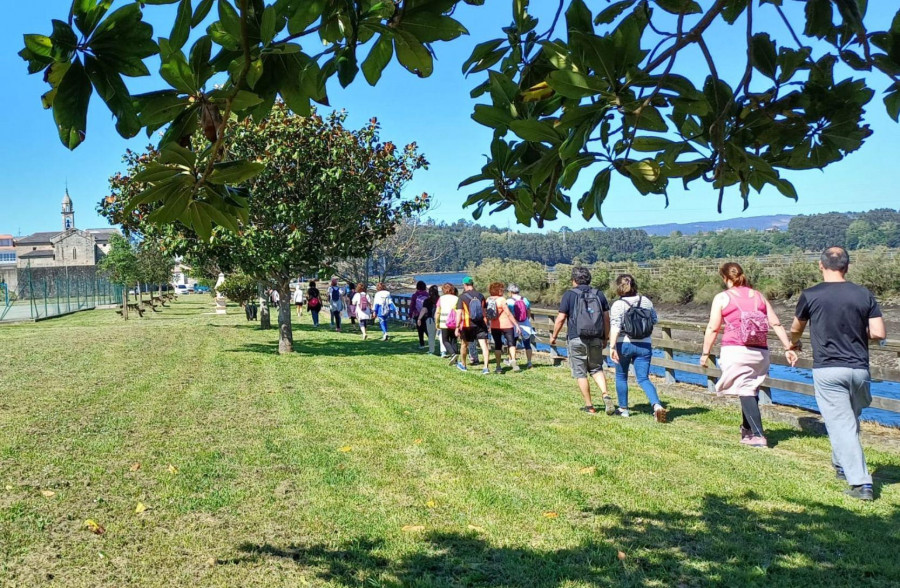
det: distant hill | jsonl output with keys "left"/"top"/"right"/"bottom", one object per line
{"left": 635, "top": 215, "right": 794, "bottom": 236}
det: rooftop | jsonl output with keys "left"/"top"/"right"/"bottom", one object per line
{"left": 19, "top": 250, "right": 55, "bottom": 259}
{"left": 16, "top": 231, "right": 61, "bottom": 245}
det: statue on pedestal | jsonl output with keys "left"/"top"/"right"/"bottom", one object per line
{"left": 215, "top": 273, "right": 227, "bottom": 315}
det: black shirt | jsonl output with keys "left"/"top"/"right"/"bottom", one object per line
{"left": 795, "top": 281, "right": 882, "bottom": 369}
{"left": 559, "top": 285, "right": 610, "bottom": 341}
{"left": 457, "top": 290, "right": 486, "bottom": 327}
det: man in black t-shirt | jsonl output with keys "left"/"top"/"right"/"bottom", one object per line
{"left": 791, "top": 247, "right": 887, "bottom": 501}
{"left": 550, "top": 267, "right": 612, "bottom": 415}
{"left": 455, "top": 277, "right": 490, "bottom": 374}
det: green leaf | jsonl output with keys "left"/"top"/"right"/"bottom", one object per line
{"left": 72, "top": 0, "right": 114, "bottom": 37}
{"left": 134, "top": 90, "right": 190, "bottom": 127}
{"left": 565, "top": 0, "right": 594, "bottom": 35}
{"left": 580, "top": 168, "right": 611, "bottom": 222}
{"left": 192, "top": 0, "right": 215, "bottom": 27}
{"left": 228, "top": 90, "right": 264, "bottom": 111}
{"left": 169, "top": 0, "right": 192, "bottom": 50}
{"left": 804, "top": 0, "right": 834, "bottom": 39}
{"left": 217, "top": 0, "right": 243, "bottom": 40}
{"left": 195, "top": 201, "right": 240, "bottom": 233}
{"left": 653, "top": 0, "right": 702, "bottom": 15}
{"left": 362, "top": 34, "right": 393, "bottom": 86}
{"left": 750, "top": 33, "right": 777, "bottom": 79}
{"left": 336, "top": 47, "right": 359, "bottom": 87}
{"left": 885, "top": 87, "right": 900, "bottom": 122}
{"left": 88, "top": 4, "right": 157, "bottom": 77}
{"left": 208, "top": 160, "right": 266, "bottom": 185}
{"left": 509, "top": 120, "right": 563, "bottom": 144}
{"left": 721, "top": 0, "right": 748, "bottom": 24}
{"left": 545, "top": 70, "right": 604, "bottom": 99}
{"left": 631, "top": 136, "right": 677, "bottom": 152}
{"left": 393, "top": 30, "right": 433, "bottom": 77}
{"left": 260, "top": 5, "right": 278, "bottom": 45}
{"left": 462, "top": 39, "right": 504, "bottom": 74}
{"left": 133, "top": 162, "right": 189, "bottom": 183}
{"left": 189, "top": 36, "right": 214, "bottom": 88}
{"left": 52, "top": 57, "right": 92, "bottom": 149}
{"left": 50, "top": 20, "right": 78, "bottom": 57}
{"left": 159, "top": 39, "right": 198, "bottom": 94}
{"left": 400, "top": 12, "right": 468, "bottom": 43}
{"left": 471, "top": 104, "right": 513, "bottom": 130}
{"left": 159, "top": 143, "right": 197, "bottom": 168}
{"left": 83, "top": 55, "right": 141, "bottom": 138}
{"left": 594, "top": 0, "right": 636, "bottom": 25}
{"left": 288, "top": 0, "right": 326, "bottom": 35}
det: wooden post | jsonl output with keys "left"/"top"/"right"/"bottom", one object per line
{"left": 706, "top": 352, "right": 717, "bottom": 394}
{"left": 759, "top": 385, "right": 772, "bottom": 405}
{"left": 661, "top": 326, "right": 676, "bottom": 384}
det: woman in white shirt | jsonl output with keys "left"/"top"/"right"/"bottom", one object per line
{"left": 351, "top": 284, "right": 373, "bottom": 340}
{"left": 435, "top": 283, "right": 460, "bottom": 363}
{"left": 372, "top": 282, "right": 394, "bottom": 341}
{"left": 608, "top": 274, "right": 665, "bottom": 422}
{"left": 292, "top": 283, "right": 304, "bottom": 320}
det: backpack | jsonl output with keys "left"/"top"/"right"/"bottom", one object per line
{"left": 512, "top": 297, "right": 529, "bottom": 322}
{"left": 730, "top": 291, "right": 769, "bottom": 347}
{"left": 621, "top": 296, "right": 655, "bottom": 339}
{"left": 485, "top": 297, "right": 500, "bottom": 321}
{"left": 571, "top": 288, "right": 605, "bottom": 340}
{"left": 329, "top": 286, "right": 343, "bottom": 312}
{"left": 466, "top": 294, "right": 484, "bottom": 323}
{"left": 357, "top": 293, "right": 369, "bottom": 312}
{"left": 446, "top": 308, "right": 458, "bottom": 329}
{"left": 309, "top": 296, "right": 321, "bottom": 310}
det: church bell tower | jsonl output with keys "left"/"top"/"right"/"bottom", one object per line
{"left": 62, "top": 188, "right": 75, "bottom": 231}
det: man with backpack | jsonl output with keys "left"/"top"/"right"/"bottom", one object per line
{"left": 327, "top": 278, "right": 344, "bottom": 332}
{"left": 507, "top": 284, "right": 534, "bottom": 369}
{"left": 549, "top": 267, "right": 612, "bottom": 415}
{"left": 455, "top": 276, "right": 491, "bottom": 374}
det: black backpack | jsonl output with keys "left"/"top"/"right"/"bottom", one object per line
{"left": 621, "top": 296, "right": 654, "bottom": 339}
{"left": 572, "top": 288, "right": 606, "bottom": 340}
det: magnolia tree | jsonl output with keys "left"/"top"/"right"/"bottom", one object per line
{"left": 100, "top": 103, "right": 428, "bottom": 353}
{"left": 98, "top": 234, "right": 140, "bottom": 319}
{"left": 21, "top": 0, "right": 900, "bottom": 231}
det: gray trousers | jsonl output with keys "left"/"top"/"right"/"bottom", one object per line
{"left": 813, "top": 367, "right": 872, "bottom": 485}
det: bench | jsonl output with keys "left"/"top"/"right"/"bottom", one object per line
{"left": 115, "top": 302, "right": 145, "bottom": 318}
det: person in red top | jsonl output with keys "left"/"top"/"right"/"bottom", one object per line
{"left": 487, "top": 282, "right": 521, "bottom": 374}
{"left": 700, "top": 262, "right": 797, "bottom": 448}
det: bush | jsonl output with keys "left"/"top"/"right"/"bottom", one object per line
{"left": 656, "top": 258, "right": 705, "bottom": 304}
{"left": 851, "top": 247, "right": 900, "bottom": 296}
{"left": 693, "top": 281, "right": 724, "bottom": 306}
{"left": 467, "top": 258, "right": 548, "bottom": 301}
{"left": 776, "top": 256, "right": 820, "bottom": 298}
{"left": 219, "top": 273, "right": 258, "bottom": 305}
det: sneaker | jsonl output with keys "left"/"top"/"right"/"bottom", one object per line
{"left": 653, "top": 404, "right": 667, "bottom": 424}
{"left": 602, "top": 395, "right": 615, "bottom": 415}
{"left": 494, "top": 367, "right": 503, "bottom": 374}
{"left": 511, "top": 364, "right": 521, "bottom": 372}
{"left": 440, "top": 354, "right": 448, "bottom": 359}
{"left": 504, "top": 359, "right": 511, "bottom": 367}
{"left": 580, "top": 405, "right": 600, "bottom": 415}
{"left": 740, "top": 426, "right": 752, "bottom": 440}
{"left": 447, "top": 354, "right": 458, "bottom": 366}
{"left": 381, "top": 334, "right": 388, "bottom": 341}
{"left": 844, "top": 484, "right": 874, "bottom": 501}
{"left": 616, "top": 408, "right": 630, "bottom": 418}
{"left": 481, "top": 368, "right": 490, "bottom": 375}
{"left": 834, "top": 466, "right": 847, "bottom": 481}
{"left": 525, "top": 362, "right": 533, "bottom": 369}
{"left": 744, "top": 435, "right": 768, "bottom": 448}
{"left": 456, "top": 362, "right": 467, "bottom": 372}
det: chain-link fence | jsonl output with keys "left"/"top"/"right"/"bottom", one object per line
{"left": 0, "top": 263, "right": 122, "bottom": 323}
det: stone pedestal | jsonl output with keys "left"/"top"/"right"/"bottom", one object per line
{"left": 214, "top": 273, "right": 227, "bottom": 315}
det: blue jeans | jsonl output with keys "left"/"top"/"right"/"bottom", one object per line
{"left": 310, "top": 309, "right": 320, "bottom": 326}
{"left": 614, "top": 341, "right": 661, "bottom": 408}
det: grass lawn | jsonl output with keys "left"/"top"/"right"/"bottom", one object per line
{"left": 1, "top": 298, "right": 899, "bottom": 587}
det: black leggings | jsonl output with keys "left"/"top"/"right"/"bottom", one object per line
{"left": 441, "top": 328, "right": 458, "bottom": 355}
{"left": 418, "top": 320, "right": 428, "bottom": 346}
{"left": 331, "top": 310, "right": 342, "bottom": 329}
{"left": 740, "top": 396, "right": 764, "bottom": 437}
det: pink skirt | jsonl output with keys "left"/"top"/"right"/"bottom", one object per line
{"left": 715, "top": 346, "right": 770, "bottom": 397}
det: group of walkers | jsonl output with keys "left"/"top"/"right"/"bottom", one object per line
{"left": 279, "top": 245, "right": 885, "bottom": 501}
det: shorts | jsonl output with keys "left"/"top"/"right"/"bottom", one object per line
{"left": 492, "top": 328, "right": 516, "bottom": 351}
{"left": 520, "top": 334, "right": 533, "bottom": 351}
{"left": 460, "top": 321, "right": 489, "bottom": 341}
{"left": 359, "top": 319, "right": 372, "bottom": 327}
{"left": 567, "top": 337, "right": 605, "bottom": 379}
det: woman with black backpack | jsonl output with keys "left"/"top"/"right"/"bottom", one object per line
{"left": 608, "top": 274, "right": 666, "bottom": 422}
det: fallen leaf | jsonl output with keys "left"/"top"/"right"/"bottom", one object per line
{"left": 135, "top": 502, "right": 148, "bottom": 514}
{"left": 40, "top": 490, "right": 56, "bottom": 498}
{"left": 206, "top": 557, "right": 217, "bottom": 567}
{"left": 338, "top": 446, "right": 352, "bottom": 453}
{"left": 618, "top": 550, "right": 627, "bottom": 561}
{"left": 425, "top": 500, "right": 436, "bottom": 508}
{"left": 414, "top": 439, "right": 423, "bottom": 444}
{"left": 401, "top": 525, "right": 425, "bottom": 532}
{"left": 130, "top": 462, "right": 141, "bottom": 472}
{"left": 579, "top": 466, "right": 596, "bottom": 475}
{"left": 543, "top": 511, "right": 558, "bottom": 519}
{"left": 84, "top": 519, "right": 105, "bottom": 535}
{"left": 167, "top": 465, "right": 179, "bottom": 474}
{"left": 467, "top": 524, "right": 485, "bottom": 532}
{"left": 4, "top": 485, "right": 12, "bottom": 491}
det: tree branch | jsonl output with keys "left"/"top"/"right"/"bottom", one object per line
{"left": 644, "top": 0, "right": 729, "bottom": 73}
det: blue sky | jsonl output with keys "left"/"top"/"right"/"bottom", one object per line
{"left": 1, "top": 1, "right": 898, "bottom": 237}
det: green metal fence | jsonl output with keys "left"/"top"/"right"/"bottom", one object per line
{"left": 0, "top": 263, "right": 122, "bottom": 323}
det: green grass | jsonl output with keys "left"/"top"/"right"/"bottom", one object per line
{"left": 1, "top": 298, "right": 899, "bottom": 587}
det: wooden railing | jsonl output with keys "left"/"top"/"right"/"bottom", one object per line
{"left": 525, "top": 307, "right": 900, "bottom": 414}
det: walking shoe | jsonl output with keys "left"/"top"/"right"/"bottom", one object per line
{"left": 580, "top": 405, "right": 600, "bottom": 415}
{"left": 602, "top": 395, "right": 615, "bottom": 415}
{"left": 440, "top": 353, "right": 448, "bottom": 359}
{"left": 511, "top": 364, "right": 521, "bottom": 372}
{"left": 740, "top": 426, "right": 752, "bottom": 440}
{"left": 834, "top": 466, "right": 847, "bottom": 481}
{"left": 447, "top": 354, "right": 458, "bottom": 366}
{"left": 653, "top": 404, "right": 668, "bottom": 424}
{"left": 844, "top": 484, "right": 874, "bottom": 501}
{"left": 482, "top": 368, "right": 490, "bottom": 375}
{"left": 744, "top": 435, "right": 768, "bottom": 448}
{"left": 616, "top": 408, "right": 631, "bottom": 418}
{"left": 525, "top": 362, "right": 533, "bottom": 369}
{"left": 456, "top": 362, "right": 467, "bottom": 372}
{"left": 494, "top": 366, "right": 503, "bottom": 374}
{"left": 381, "top": 334, "right": 388, "bottom": 341}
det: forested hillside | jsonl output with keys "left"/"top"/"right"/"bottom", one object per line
{"left": 412, "top": 209, "right": 900, "bottom": 272}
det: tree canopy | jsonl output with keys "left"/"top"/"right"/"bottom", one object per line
{"left": 21, "top": 0, "right": 900, "bottom": 231}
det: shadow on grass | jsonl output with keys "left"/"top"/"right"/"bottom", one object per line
{"left": 762, "top": 427, "right": 821, "bottom": 448}
{"left": 226, "top": 494, "right": 900, "bottom": 585}
{"left": 630, "top": 403, "right": 710, "bottom": 423}
{"left": 227, "top": 336, "right": 424, "bottom": 357}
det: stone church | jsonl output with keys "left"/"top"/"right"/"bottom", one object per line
{"left": 10, "top": 191, "right": 119, "bottom": 294}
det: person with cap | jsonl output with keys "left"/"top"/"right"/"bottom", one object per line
{"left": 455, "top": 276, "right": 491, "bottom": 374}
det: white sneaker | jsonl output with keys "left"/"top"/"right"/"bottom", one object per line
{"left": 617, "top": 408, "right": 631, "bottom": 418}
{"left": 381, "top": 334, "right": 388, "bottom": 341}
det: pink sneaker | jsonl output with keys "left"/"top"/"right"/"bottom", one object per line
{"left": 745, "top": 435, "right": 768, "bottom": 448}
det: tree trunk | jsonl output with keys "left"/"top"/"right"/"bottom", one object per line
{"left": 258, "top": 283, "right": 270, "bottom": 329}
{"left": 277, "top": 277, "right": 293, "bottom": 354}
{"left": 123, "top": 286, "right": 129, "bottom": 320}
